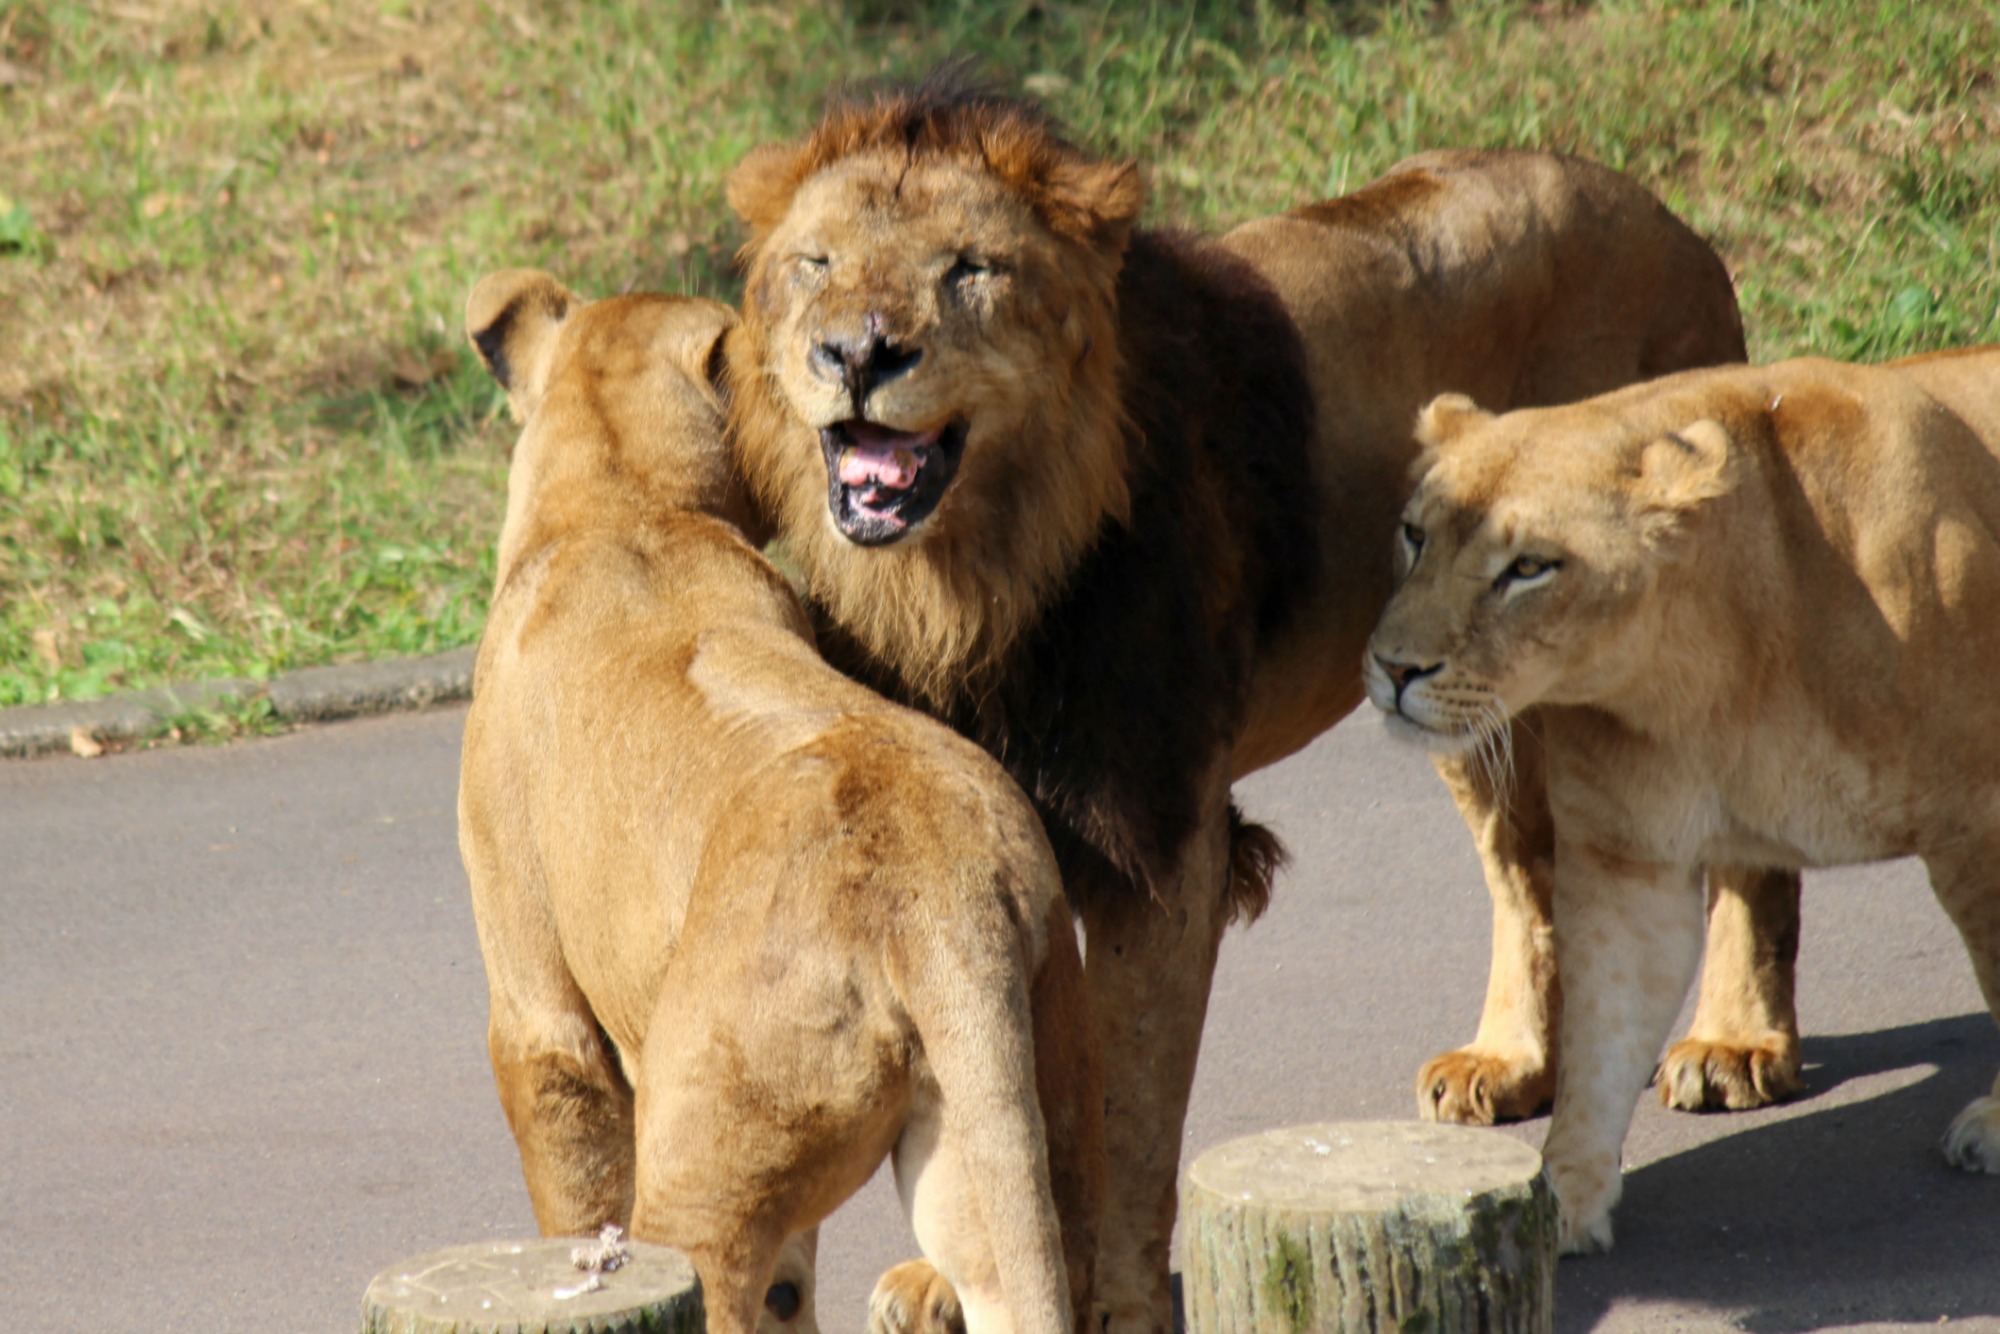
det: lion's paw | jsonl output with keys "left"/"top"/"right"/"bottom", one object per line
{"left": 1548, "top": 1158, "right": 1620, "bottom": 1257}
{"left": 1657, "top": 1036, "right": 1802, "bottom": 1112}
{"left": 1941, "top": 1095, "right": 2000, "bottom": 1174}
{"left": 867, "top": 1260, "right": 964, "bottom": 1334}
{"left": 1416, "top": 1047, "right": 1554, "bottom": 1125}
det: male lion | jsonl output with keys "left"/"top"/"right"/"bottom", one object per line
{"left": 457, "top": 270, "right": 1102, "bottom": 1334}
{"left": 724, "top": 76, "right": 1774, "bottom": 1329}
{"left": 1367, "top": 348, "right": 2000, "bottom": 1253}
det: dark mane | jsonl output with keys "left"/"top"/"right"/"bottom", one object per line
{"left": 824, "top": 228, "right": 1322, "bottom": 907}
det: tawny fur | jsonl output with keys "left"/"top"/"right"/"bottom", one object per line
{"left": 457, "top": 270, "right": 1103, "bottom": 1334}
{"left": 1369, "top": 348, "right": 2000, "bottom": 1252}
{"left": 724, "top": 75, "right": 1769, "bottom": 1332}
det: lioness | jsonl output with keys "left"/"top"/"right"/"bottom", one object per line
{"left": 1368, "top": 348, "right": 2000, "bottom": 1252}
{"left": 724, "top": 75, "right": 1773, "bottom": 1329}
{"left": 457, "top": 270, "right": 1103, "bottom": 1334}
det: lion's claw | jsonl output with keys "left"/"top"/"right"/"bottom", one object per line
{"left": 1656, "top": 1036, "right": 1801, "bottom": 1112}
{"left": 1416, "top": 1047, "right": 1554, "bottom": 1125}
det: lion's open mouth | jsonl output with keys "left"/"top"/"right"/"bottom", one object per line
{"left": 820, "top": 419, "right": 967, "bottom": 546}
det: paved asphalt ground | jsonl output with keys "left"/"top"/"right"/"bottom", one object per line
{"left": 4, "top": 705, "right": 1996, "bottom": 1332}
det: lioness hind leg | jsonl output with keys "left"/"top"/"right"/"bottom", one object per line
{"left": 462, "top": 793, "right": 637, "bottom": 1234}
{"left": 888, "top": 1086, "right": 1080, "bottom": 1334}
{"left": 1419, "top": 721, "right": 1560, "bottom": 1125}
{"left": 1659, "top": 865, "right": 1804, "bottom": 1111}
{"left": 486, "top": 1008, "right": 636, "bottom": 1237}
{"left": 628, "top": 986, "right": 880, "bottom": 1334}
{"left": 1923, "top": 845, "right": 2000, "bottom": 1174}
{"left": 873, "top": 899, "right": 1102, "bottom": 1334}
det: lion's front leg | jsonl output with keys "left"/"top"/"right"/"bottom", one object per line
{"left": 1658, "top": 865, "right": 1804, "bottom": 1111}
{"left": 1076, "top": 797, "right": 1235, "bottom": 1334}
{"left": 1418, "top": 725, "right": 1562, "bottom": 1125}
{"left": 1543, "top": 837, "right": 1706, "bottom": 1254}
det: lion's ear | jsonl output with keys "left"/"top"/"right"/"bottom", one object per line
{"left": 1635, "top": 418, "right": 1739, "bottom": 540}
{"left": 465, "top": 269, "right": 580, "bottom": 421}
{"left": 727, "top": 141, "right": 810, "bottom": 241}
{"left": 1045, "top": 157, "right": 1146, "bottom": 253}
{"left": 1415, "top": 393, "right": 1493, "bottom": 451}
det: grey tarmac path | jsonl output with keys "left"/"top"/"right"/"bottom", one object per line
{"left": 2, "top": 705, "right": 1995, "bottom": 1332}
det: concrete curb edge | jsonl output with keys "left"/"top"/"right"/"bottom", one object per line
{"left": 0, "top": 646, "right": 477, "bottom": 759}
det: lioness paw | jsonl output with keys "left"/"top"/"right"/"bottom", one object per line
{"left": 1548, "top": 1161, "right": 1620, "bottom": 1257}
{"left": 1416, "top": 1048, "right": 1554, "bottom": 1125}
{"left": 1556, "top": 1204, "right": 1616, "bottom": 1256}
{"left": 1657, "top": 1037, "right": 1802, "bottom": 1112}
{"left": 1942, "top": 1095, "right": 2000, "bottom": 1174}
{"left": 867, "top": 1260, "right": 964, "bottom": 1334}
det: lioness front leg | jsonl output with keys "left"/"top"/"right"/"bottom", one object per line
{"left": 1543, "top": 839, "right": 1706, "bottom": 1253}
{"left": 1076, "top": 797, "right": 1235, "bottom": 1334}
{"left": 1418, "top": 723, "right": 1560, "bottom": 1125}
{"left": 1658, "top": 865, "right": 1804, "bottom": 1112}
{"left": 1422, "top": 730, "right": 1807, "bottom": 1125}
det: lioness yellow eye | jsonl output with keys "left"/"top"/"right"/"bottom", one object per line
{"left": 1401, "top": 521, "right": 1425, "bottom": 551}
{"left": 1497, "top": 555, "right": 1560, "bottom": 589}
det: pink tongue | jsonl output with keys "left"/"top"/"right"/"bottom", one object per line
{"left": 837, "top": 425, "right": 940, "bottom": 489}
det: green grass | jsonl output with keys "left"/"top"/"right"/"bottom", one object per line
{"left": 2, "top": 0, "right": 1996, "bottom": 708}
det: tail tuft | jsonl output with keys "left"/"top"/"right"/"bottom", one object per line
{"left": 1224, "top": 804, "right": 1287, "bottom": 925}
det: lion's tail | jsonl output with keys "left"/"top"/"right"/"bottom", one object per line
{"left": 892, "top": 863, "right": 1098, "bottom": 1334}
{"left": 1225, "top": 804, "right": 1288, "bottom": 926}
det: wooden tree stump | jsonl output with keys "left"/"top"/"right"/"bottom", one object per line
{"left": 362, "top": 1235, "right": 703, "bottom": 1334}
{"left": 1180, "top": 1121, "right": 1555, "bottom": 1334}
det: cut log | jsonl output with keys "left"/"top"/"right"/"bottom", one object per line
{"left": 361, "top": 1236, "right": 703, "bottom": 1334}
{"left": 1180, "top": 1121, "right": 1555, "bottom": 1334}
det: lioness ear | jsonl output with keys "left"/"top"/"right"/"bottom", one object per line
{"left": 1415, "top": 393, "right": 1493, "bottom": 451}
{"left": 465, "top": 269, "right": 580, "bottom": 421}
{"left": 727, "top": 141, "right": 810, "bottom": 242}
{"left": 659, "top": 297, "right": 739, "bottom": 411}
{"left": 1045, "top": 157, "right": 1146, "bottom": 253}
{"left": 1634, "top": 418, "right": 1739, "bottom": 545}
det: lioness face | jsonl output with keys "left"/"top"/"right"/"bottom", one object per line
{"left": 742, "top": 152, "right": 1118, "bottom": 547}
{"left": 1365, "top": 395, "right": 1723, "bottom": 753}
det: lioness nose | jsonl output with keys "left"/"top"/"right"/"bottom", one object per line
{"left": 810, "top": 327, "right": 923, "bottom": 407}
{"left": 1377, "top": 655, "right": 1442, "bottom": 695}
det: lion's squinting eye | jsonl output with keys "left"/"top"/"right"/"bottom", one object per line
{"left": 1399, "top": 521, "right": 1425, "bottom": 558}
{"left": 944, "top": 253, "right": 999, "bottom": 286}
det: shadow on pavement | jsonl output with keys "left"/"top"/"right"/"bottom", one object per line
{"left": 1557, "top": 1013, "right": 2000, "bottom": 1332}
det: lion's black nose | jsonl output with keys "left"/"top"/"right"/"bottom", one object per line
{"left": 809, "top": 326, "right": 922, "bottom": 407}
